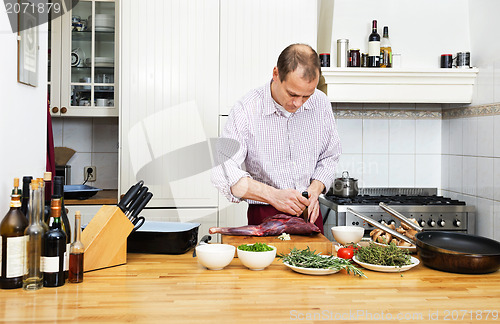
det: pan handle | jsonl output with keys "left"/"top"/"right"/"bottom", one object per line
{"left": 346, "top": 208, "right": 415, "bottom": 245}
{"left": 379, "top": 202, "right": 423, "bottom": 232}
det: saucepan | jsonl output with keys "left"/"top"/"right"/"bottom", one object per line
{"left": 332, "top": 171, "right": 359, "bottom": 197}
{"left": 347, "top": 203, "right": 500, "bottom": 274}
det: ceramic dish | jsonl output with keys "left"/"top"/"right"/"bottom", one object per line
{"left": 352, "top": 256, "right": 420, "bottom": 273}
{"left": 283, "top": 256, "right": 341, "bottom": 276}
{"left": 371, "top": 241, "right": 417, "bottom": 253}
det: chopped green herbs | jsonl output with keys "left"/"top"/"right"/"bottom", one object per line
{"left": 237, "top": 242, "right": 274, "bottom": 252}
{"left": 355, "top": 242, "right": 411, "bottom": 267}
{"left": 278, "top": 247, "right": 366, "bottom": 277}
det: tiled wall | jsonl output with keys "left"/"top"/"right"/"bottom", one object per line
{"left": 51, "top": 117, "right": 119, "bottom": 189}
{"left": 333, "top": 103, "right": 442, "bottom": 190}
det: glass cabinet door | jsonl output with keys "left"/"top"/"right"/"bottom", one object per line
{"left": 70, "top": 0, "right": 115, "bottom": 110}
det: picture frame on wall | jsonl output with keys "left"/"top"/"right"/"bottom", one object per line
{"left": 18, "top": 0, "right": 39, "bottom": 87}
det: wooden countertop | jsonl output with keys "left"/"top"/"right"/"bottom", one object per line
{"left": 65, "top": 189, "right": 118, "bottom": 205}
{"left": 1, "top": 252, "right": 499, "bottom": 323}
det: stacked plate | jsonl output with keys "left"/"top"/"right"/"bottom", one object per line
{"left": 85, "top": 57, "right": 114, "bottom": 67}
{"left": 88, "top": 14, "right": 115, "bottom": 32}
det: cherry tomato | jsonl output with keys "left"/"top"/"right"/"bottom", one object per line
{"left": 337, "top": 247, "right": 354, "bottom": 260}
{"left": 344, "top": 243, "right": 360, "bottom": 252}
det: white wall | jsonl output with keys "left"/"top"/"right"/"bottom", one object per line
{"left": 441, "top": 0, "right": 500, "bottom": 240}
{"left": 0, "top": 11, "right": 48, "bottom": 215}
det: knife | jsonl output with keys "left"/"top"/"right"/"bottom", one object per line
{"left": 129, "top": 192, "right": 153, "bottom": 223}
{"left": 117, "top": 180, "right": 144, "bottom": 213}
{"left": 125, "top": 186, "right": 149, "bottom": 219}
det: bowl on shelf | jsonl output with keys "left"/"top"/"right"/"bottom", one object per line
{"left": 237, "top": 244, "right": 277, "bottom": 270}
{"left": 331, "top": 226, "right": 364, "bottom": 245}
{"left": 195, "top": 244, "right": 235, "bottom": 270}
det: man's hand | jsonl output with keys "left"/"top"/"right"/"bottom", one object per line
{"left": 306, "top": 180, "right": 326, "bottom": 224}
{"left": 269, "top": 188, "right": 309, "bottom": 216}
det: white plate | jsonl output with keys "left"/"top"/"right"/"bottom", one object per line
{"left": 283, "top": 256, "right": 341, "bottom": 276}
{"left": 352, "top": 256, "right": 420, "bottom": 273}
{"left": 372, "top": 241, "right": 417, "bottom": 253}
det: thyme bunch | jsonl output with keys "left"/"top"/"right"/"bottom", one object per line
{"left": 278, "top": 247, "right": 366, "bottom": 277}
{"left": 355, "top": 242, "right": 411, "bottom": 267}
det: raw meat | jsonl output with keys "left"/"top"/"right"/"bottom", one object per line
{"left": 209, "top": 214, "right": 320, "bottom": 236}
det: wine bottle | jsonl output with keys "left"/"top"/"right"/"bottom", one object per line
{"left": 380, "top": 26, "right": 392, "bottom": 68}
{"left": 20, "top": 176, "right": 33, "bottom": 218}
{"left": 23, "top": 180, "right": 45, "bottom": 290}
{"left": 0, "top": 178, "right": 29, "bottom": 289}
{"left": 368, "top": 20, "right": 381, "bottom": 67}
{"left": 37, "top": 178, "right": 49, "bottom": 232}
{"left": 42, "top": 199, "right": 66, "bottom": 287}
{"left": 52, "top": 176, "right": 71, "bottom": 279}
{"left": 68, "top": 211, "right": 84, "bottom": 283}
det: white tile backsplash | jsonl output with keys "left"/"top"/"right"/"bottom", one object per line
{"left": 441, "top": 118, "right": 450, "bottom": 154}
{"left": 494, "top": 115, "right": 500, "bottom": 157}
{"left": 362, "top": 119, "right": 389, "bottom": 154}
{"left": 495, "top": 158, "right": 500, "bottom": 201}
{"left": 416, "top": 154, "right": 441, "bottom": 188}
{"left": 336, "top": 119, "right": 362, "bottom": 154}
{"left": 441, "top": 154, "right": 449, "bottom": 190}
{"left": 495, "top": 201, "right": 500, "bottom": 241}
{"left": 476, "top": 197, "right": 494, "bottom": 239}
{"left": 389, "top": 119, "right": 415, "bottom": 154}
{"left": 388, "top": 155, "right": 415, "bottom": 187}
{"left": 462, "top": 156, "right": 477, "bottom": 196}
{"left": 462, "top": 117, "right": 478, "bottom": 156}
{"left": 477, "top": 116, "right": 494, "bottom": 157}
{"left": 51, "top": 117, "right": 118, "bottom": 189}
{"left": 416, "top": 119, "right": 441, "bottom": 154}
{"left": 477, "top": 157, "right": 494, "bottom": 199}
{"left": 336, "top": 154, "right": 363, "bottom": 181}
{"left": 449, "top": 155, "right": 463, "bottom": 193}
{"left": 449, "top": 118, "right": 463, "bottom": 155}
{"left": 362, "top": 154, "right": 389, "bottom": 187}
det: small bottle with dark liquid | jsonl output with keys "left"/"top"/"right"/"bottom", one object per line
{"left": 68, "top": 211, "right": 84, "bottom": 283}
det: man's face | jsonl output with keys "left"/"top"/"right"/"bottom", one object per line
{"left": 272, "top": 66, "right": 319, "bottom": 113}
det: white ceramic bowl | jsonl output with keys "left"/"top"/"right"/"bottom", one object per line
{"left": 196, "top": 244, "right": 235, "bottom": 270}
{"left": 237, "top": 245, "right": 277, "bottom": 270}
{"left": 331, "top": 226, "right": 364, "bottom": 245}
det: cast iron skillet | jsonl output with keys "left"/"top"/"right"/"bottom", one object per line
{"left": 347, "top": 203, "right": 500, "bottom": 274}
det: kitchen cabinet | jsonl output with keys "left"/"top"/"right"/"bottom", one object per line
{"left": 49, "top": 0, "right": 118, "bottom": 117}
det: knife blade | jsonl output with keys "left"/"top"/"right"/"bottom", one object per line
{"left": 126, "top": 186, "right": 148, "bottom": 219}
{"left": 117, "top": 180, "right": 144, "bottom": 213}
{"left": 129, "top": 192, "right": 153, "bottom": 222}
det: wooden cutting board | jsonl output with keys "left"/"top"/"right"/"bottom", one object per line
{"left": 221, "top": 234, "right": 333, "bottom": 257}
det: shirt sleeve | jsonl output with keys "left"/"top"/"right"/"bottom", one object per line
{"left": 311, "top": 97, "right": 342, "bottom": 193}
{"left": 210, "top": 102, "right": 252, "bottom": 203}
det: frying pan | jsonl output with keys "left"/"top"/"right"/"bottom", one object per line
{"left": 347, "top": 203, "right": 500, "bottom": 274}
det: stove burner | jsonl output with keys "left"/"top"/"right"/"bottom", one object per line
{"left": 325, "top": 195, "right": 466, "bottom": 206}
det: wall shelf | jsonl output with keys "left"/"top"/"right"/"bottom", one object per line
{"left": 320, "top": 68, "right": 478, "bottom": 103}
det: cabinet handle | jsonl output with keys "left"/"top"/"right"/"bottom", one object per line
{"left": 52, "top": 107, "right": 59, "bottom": 113}
{"left": 61, "top": 107, "right": 68, "bottom": 114}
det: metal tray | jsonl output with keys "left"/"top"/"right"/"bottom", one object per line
{"left": 64, "top": 185, "right": 102, "bottom": 200}
{"left": 127, "top": 221, "right": 200, "bottom": 254}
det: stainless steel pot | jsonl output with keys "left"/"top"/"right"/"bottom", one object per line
{"left": 333, "top": 171, "right": 359, "bottom": 197}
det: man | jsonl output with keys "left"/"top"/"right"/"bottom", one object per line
{"left": 211, "top": 43, "right": 341, "bottom": 233}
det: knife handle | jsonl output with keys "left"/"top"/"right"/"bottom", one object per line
{"left": 117, "top": 180, "right": 144, "bottom": 212}
{"left": 126, "top": 186, "right": 148, "bottom": 216}
{"left": 130, "top": 192, "right": 153, "bottom": 220}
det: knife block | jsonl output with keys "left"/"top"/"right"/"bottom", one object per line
{"left": 81, "top": 205, "right": 134, "bottom": 272}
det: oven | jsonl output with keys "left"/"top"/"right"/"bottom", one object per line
{"left": 319, "top": 188, "right": 475, "bottom": 242}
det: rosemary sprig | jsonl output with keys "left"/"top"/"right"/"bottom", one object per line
{"left": 278, "top": 247, "right": 366, "bottom": 278}
{"left": 355, "top": 242, "right": 411, "bottom": 267}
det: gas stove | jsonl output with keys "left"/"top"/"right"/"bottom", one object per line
{"left": 319, "top": 188, "right": 475, "bottom": 241}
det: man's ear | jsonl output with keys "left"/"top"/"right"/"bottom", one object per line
{"left": 272, "top": 66, "right": 279, "bottom": 83}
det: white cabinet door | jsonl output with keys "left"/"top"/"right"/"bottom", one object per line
{"left": 219, "top": 0, "right": 318, "bottom": 115}
{"left": 120, "top": 0, "right": 220, "bottom": 208}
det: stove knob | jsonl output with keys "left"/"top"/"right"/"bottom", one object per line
{"left": 387, "top": 220, "right": 396, "bottom": 226}
{"left": 438, "top": 219, "right": 446, "bottom": 227}
{"left": 419, "top": 219, "right": 426, "bottom": 227}
{"left": 379, "top": 220, "right": 386, "bottom": 225}
{"left": 454, "top": 219, "right": 462, "bottom": 227}
{"left": 428, "top": 219, "right": 436, "bottom": 227}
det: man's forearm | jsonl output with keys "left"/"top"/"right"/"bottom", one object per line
{"left": 308, "top": 179, "right": 325, "bottom": 197}
{"left": 230, "top": 177, "right": 276, "bottom": 204}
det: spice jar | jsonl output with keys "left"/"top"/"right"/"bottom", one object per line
{"left": 361, "top": 53, "right": 368, "bottom": 67}
{"left": 349, "top": 49, "right": 360, "bottom": 67}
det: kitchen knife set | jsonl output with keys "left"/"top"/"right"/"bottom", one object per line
{"left": 117, "top": 180, "right": 153, "bottom": 231}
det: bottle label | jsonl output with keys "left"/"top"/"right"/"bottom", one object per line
{"left": 368, "top": 41, "right": 380, "bottom": 57}
{"left": 64, "top": 243, "right": 70, "bottom": 272}
{"left": 42, "top": 256, "right": 60, "bottom": 273}
{"left": 6, "top": 236, "right": 27, "bottom": 278}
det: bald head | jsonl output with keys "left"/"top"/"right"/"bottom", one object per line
{"left": 276, "top": 44, "right": 321, "bottom": 83}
